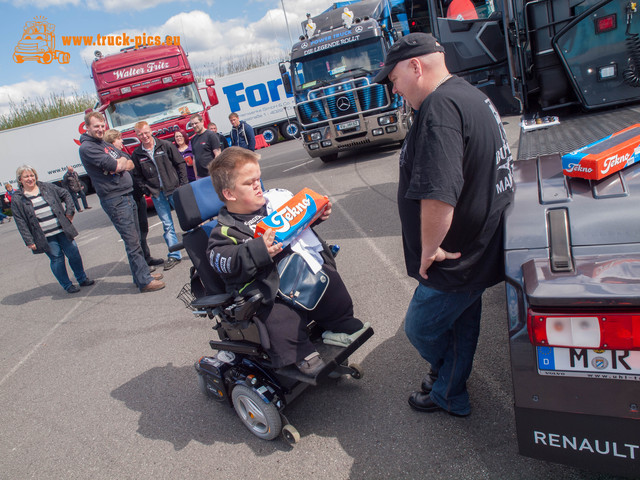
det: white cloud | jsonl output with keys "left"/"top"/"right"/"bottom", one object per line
{"left": 0, "top": 78, "right": 82, "bottom": 116}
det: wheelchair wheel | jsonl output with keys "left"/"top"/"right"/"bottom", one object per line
{"left": 231, "top": 384, "right": 282, "bottom": 440}
{"left": 349, "top": 363, "right": 364, "bottom": 380}
{"left": 282, "top": 424, "right": 300, "bottom": 445}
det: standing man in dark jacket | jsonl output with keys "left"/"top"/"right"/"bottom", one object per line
{"left": 132, "top": 121, "right": 188, "bottom": 271}
{"left": 62, "top": 166, "right": 91, "bottom": 212}
{"left": 78, "top": 112, "right": 164, "bottom": 293}
{"left": 190, "top": 113, "right": 220, "bottom": 179}
{"left": 229, "top": 113, "right": 256, "bottom": 151}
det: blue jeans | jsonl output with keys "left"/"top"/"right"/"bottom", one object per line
{"left": 68, "top": 188, "right": 89, "bottom": 210}
{"left": 0, "top": 211, "right": 7, "bottom": 222}
{"left": 45, "top": 232, "right": 88, "bottom": 290}
{"left": 404, "top": 284, "right": 484, "bottom": 416}
{"left": 152, "top": 191, "right": 181, "bottom": 260}
{"left": 100, "top": 193, "right": 153, "bottom": 289}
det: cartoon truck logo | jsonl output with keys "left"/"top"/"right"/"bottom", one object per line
{"left": 13, "top": 17, "right": 70, "bottom": 65}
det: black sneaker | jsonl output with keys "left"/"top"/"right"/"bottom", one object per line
{"left": 163, "top": 258, "right": 181, "bottom": 271}
{"left": 66, "top": 285, "right": 80, "bottom": 294}
{"left": 147, "top": 257, "right": 165, "bottom": 266}
{"left": 79, "top": 279, "right": 95, "bottom": 287}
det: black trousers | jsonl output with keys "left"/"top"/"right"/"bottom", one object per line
{"left": 263, "top": 262, "right": 363, "bottom": 367}
{"left": 133, "top": 192, "right": 151, "bottom": 261}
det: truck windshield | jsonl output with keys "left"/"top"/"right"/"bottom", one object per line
{"left": 291, "top": 37, "right": 385, "bottom": 91}
{"left": 105, "top": 83, "right": 202, "bottom": 130}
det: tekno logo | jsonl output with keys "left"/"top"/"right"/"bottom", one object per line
{"left": 13, "top": 17, "right": 70, "bottom": 65}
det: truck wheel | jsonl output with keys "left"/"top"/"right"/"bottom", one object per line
{"left": 58, "top": 52, "right": 70, "bottom": 64}
{"left": 320, "top": 153, "right": 338, "bottom": 163}
{"left": 259, "top": 126, "right": 278, "bottom": 145}
{"left": 13, "top": 54, "right": 24, "bottom": 64}
{"left": 280, "top": 121, "right": 301, "bottom": 140}
{"left": 39, "top": 52, "right": 53, "bottom": 64}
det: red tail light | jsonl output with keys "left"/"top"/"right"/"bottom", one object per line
{"left": 527, "top": 309, "right": 640, "bottom": 350}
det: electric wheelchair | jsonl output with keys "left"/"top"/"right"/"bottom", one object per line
{"left": 172, "top": 177, "right": 374, "bottom": 444}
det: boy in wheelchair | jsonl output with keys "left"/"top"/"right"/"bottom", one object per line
{"left": 206, "top": 147, "right": 365, "bottom": 377}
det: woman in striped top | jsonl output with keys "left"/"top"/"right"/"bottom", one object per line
{"left": 12, "top": 165, "right": 94, "bottom": 294}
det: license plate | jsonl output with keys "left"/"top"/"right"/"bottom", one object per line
{"left": 336, "top": 120, "right": 359, "bottom": 131}
{"left": 537, "top": 346, "right": 640, "bottom": 381}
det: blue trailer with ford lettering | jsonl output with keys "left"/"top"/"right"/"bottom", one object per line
{"left": 279, "top": 0, "right": 412, "bottom": 162}
{"left": 200, "top": 63, "right": 300, "bottom": 145}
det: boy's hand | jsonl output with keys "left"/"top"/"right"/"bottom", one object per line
{"left": 262, "top": 229, "right": 283, "bottom": 258}
{"left": 319, "top": 200, "right": 332, "bottom": 221}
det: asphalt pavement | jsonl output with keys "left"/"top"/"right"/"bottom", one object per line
{"left": 0, "top": 118, "right": 622, "bottom": 479}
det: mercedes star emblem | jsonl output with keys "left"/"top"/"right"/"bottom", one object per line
{"left": 337, "top": 96, "right": 351, "bottom": 111}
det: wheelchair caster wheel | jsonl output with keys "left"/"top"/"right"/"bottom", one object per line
{"left": 282, "top": 424, "right": 300, "bottom": 445}
{"left": 349, "top": 363, "right": 363, "bottom": 380}
{"left": 232, "top": 385, "right": 282, "bottom": 440}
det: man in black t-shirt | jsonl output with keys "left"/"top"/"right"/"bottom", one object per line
{"left": 189, "top": 113, "right": 221, "bottom": 178}
{"left": 374, "top": 33, "right": 514, "bottom": 417}
{"left": 208, "top": 122, "right": 227, "bottom": 151}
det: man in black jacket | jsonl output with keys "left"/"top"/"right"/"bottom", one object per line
{"left": 62, "top": 166, "right": 91, "bottom": 212}
{"left": 132, "top": 121, "right": 188, "bottom": 271}
{"left": 78, "top": 112, "right": 164, "bottom": 293}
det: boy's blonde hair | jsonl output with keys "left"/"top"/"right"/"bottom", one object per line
{"left": 104, "top": 129, "right": 122, "bottom": 144}
{"left": 208, "top": 146, "right": 260, "bottom": 202}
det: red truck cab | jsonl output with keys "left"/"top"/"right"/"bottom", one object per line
{"left": 91, "top": 44, "right": 218, "bottom": 152}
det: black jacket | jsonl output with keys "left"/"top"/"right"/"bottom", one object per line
{"left": 78, "top": 133, "right": 133, "bottom": 200}
{"left": 206, "top": 206, "right": 335, "bottom": 308}
{"left": 131, "top": 138, "right": 188, "bottom": 197}
{"left": 12, "top": 182, "right": 78, "bottom": 254}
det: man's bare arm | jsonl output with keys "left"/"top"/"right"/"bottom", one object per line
{"left": 419, "top": 199, "right": 461, "bottom": 279}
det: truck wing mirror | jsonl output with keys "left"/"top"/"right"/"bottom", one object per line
{"left": 279, "top": 63, "right": 287, "bottom": 75}
{"left": 205, "top": 78, "right": 215, "bottom": 87}
{"left": 206, "top": 86, "right": 219, "bottom": 107}
{"left": 282, "top": 72, "right": 292, "bottom": 96}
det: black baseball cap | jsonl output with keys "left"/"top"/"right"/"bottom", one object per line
{"left": 373, "top": 33, "right": 445, "bottom": 84}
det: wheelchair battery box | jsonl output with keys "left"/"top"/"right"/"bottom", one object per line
{"left": 254, "top": 188, "right": 329, "bottom": 247}
{"left": 196, "top": 356, "right": 228, "bottom": 401}
{"left": 561, "top": 124, "right": 640, "bottom": 180}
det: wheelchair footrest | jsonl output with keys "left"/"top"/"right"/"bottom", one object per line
{"left": 274, "top": 326, "right": 375, "bottom": 385}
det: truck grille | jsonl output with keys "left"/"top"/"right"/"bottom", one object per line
{"left": 297, "top": 78, "right": 389, "bottom": 126}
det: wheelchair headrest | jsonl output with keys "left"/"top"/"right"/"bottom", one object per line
{"left": 173, "top": 177, "right": 225, "bottom": 232}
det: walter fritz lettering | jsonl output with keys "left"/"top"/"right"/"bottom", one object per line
{"left": 113, "top": 60, "right": 170, "bottom": 80}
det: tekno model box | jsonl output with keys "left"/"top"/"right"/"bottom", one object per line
{"left": 254, "top": 188, "right": 329, "bottom": 246}
{"left": 561, "top": 124, "right": 640, "bottom": 180}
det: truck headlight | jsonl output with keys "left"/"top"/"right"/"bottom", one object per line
{"left": 378, "top": 115, "right": 397, "bottom": 126}
{"left": 321, "top": 140, "right": 332, "bottom": 147}
{"left": 308, "top": 143, "right": 319, "bottom": 150}
{"left": 372, "top": 128, "right": 383, "bottom": 136}
{"left": 306, "top": 131, "right": 322, "bottom": 142}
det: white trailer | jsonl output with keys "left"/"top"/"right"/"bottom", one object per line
{"left": 0, "top": 112, "right": 89, "bottom": 193}
{"left": 200, "top": 63, "right": 300, "bottom": 145}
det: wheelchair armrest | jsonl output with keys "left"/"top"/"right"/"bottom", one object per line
{"left": 228, "top": 293, "right": 264, "bottom": 323}
{"left": 191, "top": 293, "right": 233, "bottom": 309}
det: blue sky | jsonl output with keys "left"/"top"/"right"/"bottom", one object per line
{"left": 1, "top": 0, "right": 336, "bottom": 116}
